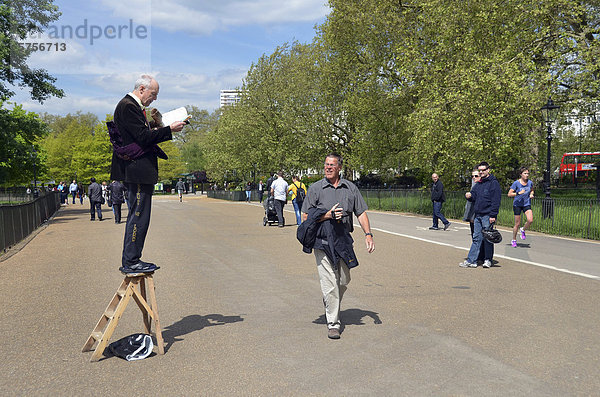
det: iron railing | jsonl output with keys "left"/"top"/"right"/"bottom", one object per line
{"left": 0, "top": 191, "right": 60, "bottom": 253}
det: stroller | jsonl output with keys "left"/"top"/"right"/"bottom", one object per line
{"left": 263, "top": 196, "right": 280, "bottom": 226}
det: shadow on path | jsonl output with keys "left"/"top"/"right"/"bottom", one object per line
{"left": 313, "top": 308, "right": 382, "bottom": 333}
{"left": 162, "top": 314, "right": 244, "bottom": 352}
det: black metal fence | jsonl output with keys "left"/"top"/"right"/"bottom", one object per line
{"left": 207, "top": 190, "right": 254, "bottom": 201}
{"left": 360, "top": 189, "right": 600, "bottom": 240}
{"left": 0, "top": 191, "right": 60, "bottom": 253}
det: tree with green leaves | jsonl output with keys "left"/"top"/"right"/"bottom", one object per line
{"left": 0, "top": 103, "right": 48, "bottom": 185}
{"left": 41, "top": 113, "right": 112, "bottom": 184}
{"left": 0, "top": 0, "right": 63, "bottom": 102}
{"left": 0, "top": 0, "right": 63, "bottom": 186}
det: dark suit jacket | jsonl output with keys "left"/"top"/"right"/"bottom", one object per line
{"left": 110, "top": 95, "right": 172, "bottom": 185}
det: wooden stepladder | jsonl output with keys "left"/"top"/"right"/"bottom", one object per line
{"left": 82, "top": 272, "right": 164, "bottom": 362}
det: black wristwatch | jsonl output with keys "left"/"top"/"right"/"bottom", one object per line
{"left": 365, "top": 232, "right": 373, "bottom": 237}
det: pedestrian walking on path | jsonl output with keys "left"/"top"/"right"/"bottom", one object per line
{"left": 508, "top": 167, "right": 534, "bottom": 248}
{"left": 87, "top": 177, "right": 103, "bottom": 221}
{"left": 300, "top": 153, "right": 375, "bottom": 340}
{"left": 430, "top": 173, "right": 450, "bottom": 231}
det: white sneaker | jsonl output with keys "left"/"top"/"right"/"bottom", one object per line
{"left": 483, "top": 260, "right": 492, "bottom": 268}
{"left": 459, "top": 260, "right": 477, "bottom": 268}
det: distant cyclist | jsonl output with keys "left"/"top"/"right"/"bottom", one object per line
{"left": 508, "top": 167, "right": 534, "bottom": 248}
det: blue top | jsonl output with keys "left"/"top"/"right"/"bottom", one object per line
{"left": 510, "top": 179, "right": 533, "bottom": 207}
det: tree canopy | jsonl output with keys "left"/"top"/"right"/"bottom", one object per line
{"left": 0, "top": 0, "right": 63, "bottom": 102}
{"left": 204, "top": 0, "right": 600, "bottom": 188}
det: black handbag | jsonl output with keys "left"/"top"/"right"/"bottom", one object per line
{"left": 482, "top": 223, "right": 502, "bottom": 244}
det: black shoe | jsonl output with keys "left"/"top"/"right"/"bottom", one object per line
{"left": 90, "top": 218, "right": 95, "bottom": 221}
{"left": 120, "top": 261, "right": 159, "bottom": 273}
{"left": 443, "top": 222, "right": 451, "bottom": 231}
{"left": 428, "top": 226, "right": 439, "bottom": 230}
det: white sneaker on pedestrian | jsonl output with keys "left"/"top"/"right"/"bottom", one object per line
{"left": 483, "top": 259, "right": 492, "bottom": 268}
{"left": 459, "top": 260, "right": 477, "bottom": 268}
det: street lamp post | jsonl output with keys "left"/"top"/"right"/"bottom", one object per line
{"left": 540, "top": 97, "right": 560, "bottom": 218}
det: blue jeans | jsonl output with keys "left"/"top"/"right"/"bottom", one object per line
{"left": 246, "top": 191, "right": 251, "bottom": 201}
{"left": 467, "top": 215, "right": 494, "bottom": 263}
{"left": 292, "top": 198, "right": 302, "bottom": 225}
{"left": 432, "top": 201, "right": 448, "bottom": 228}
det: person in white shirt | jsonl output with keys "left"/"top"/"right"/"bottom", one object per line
{"left": 270, "top": 171, "right": 289, "bottom": 227}
{"left": 69, "top": 180, "right": 78, "bottom": 204}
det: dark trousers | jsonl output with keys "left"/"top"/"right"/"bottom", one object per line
{"left": 432, "top": 201, "right": 449, "bottom": 228}
{"left": 71, "top": 192, "right": 77, "bottom": 204}
{"left": 274, "top": 199, "right": 285, "bottom": 226}
{"left": 90, "top": 201, "right": 102, "bottom": 220}
{"left": 113, "top": 203, "right": 122, "bottom": 223}
{"left": 258, "top": 191, "right": 264, "bottom": 203}
{"left": 122, "top": 183, "right": 153, "bottom": 267}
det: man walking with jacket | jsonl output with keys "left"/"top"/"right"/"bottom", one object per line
{"left": 460, "top": 162, "right": 502, "bottom": 268}
{"left": 301, "top": 154, "right": 375, "bottom": 339}
{"left": 430, "top": 173, "right": 450, "bottom": 230}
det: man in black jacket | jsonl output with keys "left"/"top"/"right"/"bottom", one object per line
{"left": 461, "top": 162, "right": 502, "bottom": 268}
{"left": 88, "top": 177, "right": 103, "bottom": 221}
{"left": 108, "top": 180, "right": 126, "bottom": 224}
{"left": 430, "top": 173, "right": 450, "bottom": 230}
{"left": 111, "top": 74, "right": 185, "bottom": 273}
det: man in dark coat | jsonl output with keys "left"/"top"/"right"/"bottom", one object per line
{"left": 430, "top": 173, "right": 450, "bottom": 230}
{"left": 461, "top": 161, "right": 502, "bottom": 269}
{"left": 87, "top": 177, "right": 103, "bottom": 221}
{"left": 108, "top": 180, "right": 126, "bottom": 224}
{"left": 111, "top": 74, "right": 185, "bottom": 273}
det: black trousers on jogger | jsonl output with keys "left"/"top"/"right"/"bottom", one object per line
{"left": 122, "top": 183, "right": 153, "bottom": 267}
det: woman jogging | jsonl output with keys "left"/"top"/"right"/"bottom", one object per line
{"left": 507, "top": 167, "right": 534, "bottom": 248}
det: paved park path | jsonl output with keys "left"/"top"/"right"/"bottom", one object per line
{"left": 1, "top": 195, "right": 599, "bottom": 396}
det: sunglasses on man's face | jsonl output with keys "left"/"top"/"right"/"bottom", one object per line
{"left": 472, "top": 175, "right": 480, "bottom": 178}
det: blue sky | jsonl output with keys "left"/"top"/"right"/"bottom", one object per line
{"left": 13, "top": 0, "right": 329, "bottom": 119}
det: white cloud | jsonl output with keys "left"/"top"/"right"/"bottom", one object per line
{"left": 101, "top": 0, "right": 330, "bottom": 35}
{"left": 14, "top": 68, "right": 248, "bottom": 118}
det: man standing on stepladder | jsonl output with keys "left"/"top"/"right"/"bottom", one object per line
{"left": 111, "top": 74, "right": 185, "bottom": 274}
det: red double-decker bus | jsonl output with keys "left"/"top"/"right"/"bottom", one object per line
{"left": 559, "top": 152, "right": 600, "bottom": 181}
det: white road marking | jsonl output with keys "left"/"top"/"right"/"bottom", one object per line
{"left": 365, "top": 226, "right": 600, "bottom": 281}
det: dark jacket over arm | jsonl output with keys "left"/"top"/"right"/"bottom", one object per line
{"left": 297, "top": 207, "right": 359, "bottom": 269}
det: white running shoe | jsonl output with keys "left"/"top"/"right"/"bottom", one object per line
{"left": 520, "top": 227, "right": 526, "bottom": 240}
{"left": 483, "top": 260, "right": 492, "bottom": 268}
{"left": 459, "top": 260, "right": 477, "bottom": 268}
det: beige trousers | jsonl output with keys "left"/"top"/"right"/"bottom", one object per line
{"left": 315, "top": 249, "right": 351, "bottom": 330}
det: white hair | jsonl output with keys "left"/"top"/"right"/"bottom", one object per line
{"left": 134, "top": 74, "right": 154, "bottom": 91}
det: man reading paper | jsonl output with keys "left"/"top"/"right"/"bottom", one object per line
{"left": 111, "top": 74, "right": 185, "bottom": 273}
